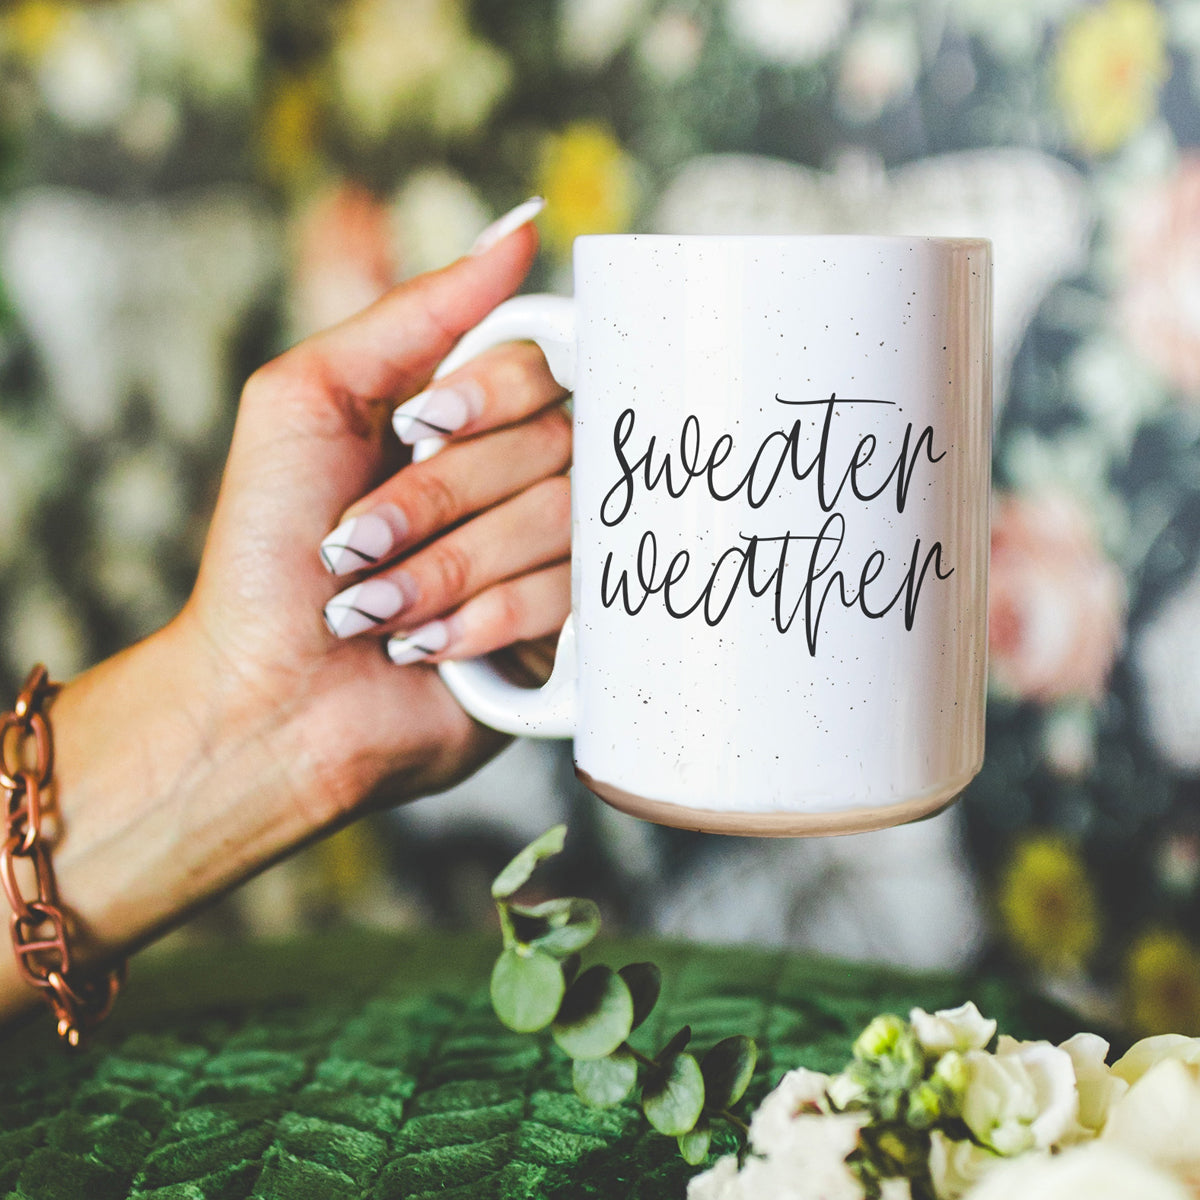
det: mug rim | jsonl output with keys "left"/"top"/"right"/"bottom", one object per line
{"left": 573, "top": 232, "right": 991, "bottom": 250}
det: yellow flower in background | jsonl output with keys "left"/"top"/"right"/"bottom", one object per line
{"left": 1054, "top": 0, "right": 1168, "bottom": 156}
{"left": 536, "top": 121, "right": 637, "bottom": 255}
{"left": 261, "top": 72, "right": 325, "bottom": 187}
{"left": 312, "top": 819, "right": 388, "bottom": 903}
{"left": 1126, "top": 929, "right": 1200, "bottom": 1036}
{"left": 1, "top": 0, "right": 69, "bottom": 60}
{"left": 998, "top": 833, "right": 1100, "bottom": 971}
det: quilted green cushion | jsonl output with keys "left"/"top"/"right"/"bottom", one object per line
{"left": 0, "top": 932, "right": 1074, "bottom": 1199}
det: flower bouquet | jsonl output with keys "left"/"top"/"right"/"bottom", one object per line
{"left": 690, "top": 1001, "right": 1200, "bottom": 1200}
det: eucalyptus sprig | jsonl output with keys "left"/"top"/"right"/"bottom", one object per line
{"left": 488, "top": 825, "right": 757, "bottom": 1164}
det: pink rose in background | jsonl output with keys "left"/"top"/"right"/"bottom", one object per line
{"left": 989, "top": 492, "right": 1124, "bottom": 703}
{"left": 1117, "top": 156, "right": 1200, "bottom": 399}
{"left": 289, "top": 181, "right": 396, "bottom": 339}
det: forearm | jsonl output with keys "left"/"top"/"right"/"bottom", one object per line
{"left": 0, "top": 617, "right": 318, "bottom": 1024}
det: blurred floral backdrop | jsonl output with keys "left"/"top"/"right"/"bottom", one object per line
{"left": 4, "top": 0, "right": 1200, "bottom": 1037}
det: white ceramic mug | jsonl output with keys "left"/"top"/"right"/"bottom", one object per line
{"left": 431, "top": 235, "right": 991, "bottom": 836}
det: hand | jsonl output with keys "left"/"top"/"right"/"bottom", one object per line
{"left": 184, "top": 215, "right": 569, "bottom": 815}
{"left": 0, "top": 212, "right": 570, "bottom": 1018}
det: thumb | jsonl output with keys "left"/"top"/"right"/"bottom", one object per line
{"left": 232, "top": 219, "right": 541, "bottom": 501}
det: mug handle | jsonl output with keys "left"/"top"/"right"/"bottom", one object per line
{"left": 413, "top": 294, "right": 577, "bottom": 738}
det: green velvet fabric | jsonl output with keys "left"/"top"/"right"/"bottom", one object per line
{"left": 0, "top": 933, "right": 1074, "bottom": 1199}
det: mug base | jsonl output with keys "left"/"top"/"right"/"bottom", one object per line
{"left": 575, "top": 768, "right": 968, "bottom": 837}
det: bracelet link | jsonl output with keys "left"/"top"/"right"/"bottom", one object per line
{"left": 2, "top": 665, "right": 124, "bottom": 1048}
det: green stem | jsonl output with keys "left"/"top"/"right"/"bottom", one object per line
{"left": 623, "top": 1042, "right": 657, "bottom": 1069}
{"left": 716, "top": 1110, "right": 750, "bottom": 1139}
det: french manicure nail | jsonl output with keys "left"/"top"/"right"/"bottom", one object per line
{"left": 392, "top": 382, "right": 482, "bottom": 444}
{"left": 319, "top": 509, "right": 404, "bottom": 576}
{"left": 387, "top": 620, "right": 450, "bottom": 665}
{"left": 323, "top": 578, "right": 406, "bottom": 639}
{"left": 469, "top": 195, "right": 546, "bottom": 256}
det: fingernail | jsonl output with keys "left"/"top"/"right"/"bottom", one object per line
{"left": 323, "top": 578, "right": 409, "bottom": 638}
{"left": 392, "top": 381, "right": 482, "bottom": 445}
{"left": 387, "top": 620, "right": 450, "bottom": 665}
{"left": 319, "top": 507, "right": 406, "bottom": 576}
{"left": 469, "top": 195, "right": 546, "bottom": 256}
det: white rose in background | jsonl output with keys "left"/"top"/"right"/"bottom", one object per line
{"left": 836, "top": 20, "right": 920, "bottom": 123}
{"left": 0, "top": 187, "right": 278, "bottom": 442}
{"left": 637, "top": 10, "right": 705, "bottom": 82}
{"left": 558, "top": 0, "right": 651, "bottom": 69}
{"left": 34, "top": 7, "right": 136, "bottom": 133}
{"left": 949, "top": 0, "right": 1080, "bottom": 59}
{"left": 126, "top": 0, "right": 258, "bottom": 103}
{"left": 961, "top": 1037, "right": 1078, "bottom": 1155}
{"left": 334, "top": 0, "right": 510, "bottom": 140}
{"left": 5, "top": 577, "right": 87, "bottom": 681}
{"left": 910, "top": 1002, "right": 997, "bottom": 1056}
{"left": 724, "top": 0, "right": 849, "bottom": 65}
{"left": 1136, "top": 568, "right": 1200, "bottom": 770}
{"left": 390, "top": 168, "right": 489, "bottom": 277}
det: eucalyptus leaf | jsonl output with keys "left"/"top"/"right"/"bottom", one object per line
{"left": 510, "top": 897, "right": 601, "bottom": 957}
{"left": 491, "top": 825, "right": 567, "bottom": 900}
{"left": 573, "top": 1047, "right": 638, "bottom": 1108}
{"left": 490, "top": 946, "right": 564, "bottom": 1033}
{"left": 701, "top": 1036, "right": 758, "bottom": 1110}
{"left": 677, "top": 1119, "right": 712, "bottom": 1165}
{"left": 643, "top": 1052, "right": 705, "bottom": 1136}
{"left": 618, "top": 962, "right": 662, "bottom": 1030}
{"left": 657, "top": 1025, "right": 692, "bottom": 1063}
{"left": 552, "top": 965, "right": 634, "bottom": 1060}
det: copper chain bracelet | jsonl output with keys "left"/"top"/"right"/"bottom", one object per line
{"left": 0, "top": 665, "right": 124, "bottom": 1047}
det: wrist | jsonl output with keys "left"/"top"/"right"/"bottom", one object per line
{"left": 0, "top": 615, "right": 317, "bottom": 1022}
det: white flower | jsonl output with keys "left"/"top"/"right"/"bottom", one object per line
{"left": 637, "top": 10, "right": 705, "bottom": 82}
{"left": 962, "top": 1142, "right": 1190, "bottom": 1200}
{"left": 558, "top": 0, "right": 651, "bottom": 68}
{"left": 1112, "top": 1034, "right": 1200, "bottom": 1084}
{"left": 1058, "top": 1033, "right": 1127, "bottom": 1141}
{"left": 1102, "top": 1059, "right": 1200, "bottom": 1189}
{"left": 948, "top": 0, "right": 1080, "bottom": 60}
{"left": 929, "top": 1130, "right": 1002, "bottom": 1200}
{"left": 390, "top": 168, "right": 489, "bottom": 276}
{"left": 334, "top": 0, "right": 510, "bottom": 139}
{"left": 748, "top": 1067, "right": 830, "bottom": 1154}
{"left": 94, "top": 447, "right": 182, "bottom": 547}
{"left": 961, "top": 1037, "right": 1078, "bottom": 1156}
{"left": 1136, "top": 572, "right": 1200, "bottom": 772}
{"left": 689, "top": 1068, "right": 868, "bottom": 1199}
{"left": 5, "top": 578, "right": 87, "bottom": 681}
{"left": 687, "top": 1154, "right": 740, "bottom": 1200}
{"left": 725, "top": 0, "right": 849, "bottom": 65}
{"left": 910, "top": 1002, "right": 996, "bottom": 1055}
{"left": 836, "top": 20, "right": 920, "bottom": 124}
{"left": 35, "top": 9, "right": 136, "bottom": 132}
{"left": 126, "top": 0, "right": 258, "bottom": 103}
